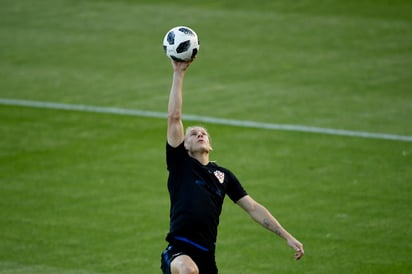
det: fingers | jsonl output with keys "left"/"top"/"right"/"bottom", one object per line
{"left": 171, "top": 60, "right": 192, "bottom": 72}
{"left": 294, "top": 246, "right": 304, "bottom": 260}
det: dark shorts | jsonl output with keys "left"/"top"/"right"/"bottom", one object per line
{"left": 161, "top": 241, "right": 218, "bottom": 274}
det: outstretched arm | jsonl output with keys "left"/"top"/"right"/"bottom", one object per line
{"left": 167, "top": 61, "right": 192, "bottom": 147}
{"left": 237, "top": 195, "right": 304, "bottom": 260}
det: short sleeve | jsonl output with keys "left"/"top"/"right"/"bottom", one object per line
{"left": 225, "top": 170, "right": 248, "bottom": 203}
{"left": 166, "top": 141, "right": 187, "bottom": 171}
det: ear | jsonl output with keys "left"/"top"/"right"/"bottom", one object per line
{"left": 184, "top": 140, "right": 190, "bottom": 150}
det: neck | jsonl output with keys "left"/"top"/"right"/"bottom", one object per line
{"left": 189, "top": 151, "right": 209, "bottom": 165}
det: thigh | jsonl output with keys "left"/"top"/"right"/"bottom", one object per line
{"left": 171, "top": 254, "right": 199, "bottom": 274}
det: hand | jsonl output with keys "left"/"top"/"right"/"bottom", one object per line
{"left": 287, "top": 238, "right": 304, "bottom": 260}
{"left": 171, "top": 60, "right": 192, "bottom": 72}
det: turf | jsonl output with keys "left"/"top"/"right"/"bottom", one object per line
{"left": 1, "top": 0, "right": 412, "bottom": 273}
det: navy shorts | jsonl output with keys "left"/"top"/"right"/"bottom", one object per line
{"left": 161, "top": 241, "right": 218, "bottom": 274}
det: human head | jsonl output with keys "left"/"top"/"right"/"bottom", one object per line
{"left": 184, "top": 126, "right": 213, "bottom": 154}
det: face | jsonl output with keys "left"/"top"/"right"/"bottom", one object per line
{"left": 184, "top": 126, "right": 213, "bottom": 153}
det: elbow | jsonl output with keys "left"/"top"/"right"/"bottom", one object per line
{"left": 168, "top": 112, "right": 182, "bottom": 123}
{"left": 247, "top": 200, "right": 259, "bottom": 214}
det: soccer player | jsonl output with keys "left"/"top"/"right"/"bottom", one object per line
{"left": 161, "top": 60, "right": 304, "bottom": 274}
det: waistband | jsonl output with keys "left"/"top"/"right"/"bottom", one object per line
{"left": 174, "top": 236, "right": 209, "bottom": 252}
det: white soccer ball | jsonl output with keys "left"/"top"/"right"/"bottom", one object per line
{"left": 163, "top": 26, "right": 200, "bottom": 62}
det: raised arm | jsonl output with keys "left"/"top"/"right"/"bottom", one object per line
{"left": 167, "top": 61, "right": 192, "bottom": 147}
{"left": 236, "top": 195, "right": 304, "bottom": 260}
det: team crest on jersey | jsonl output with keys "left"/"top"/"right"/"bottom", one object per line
{"left": 213, "top": 170, "right": 225, "bottom": 184}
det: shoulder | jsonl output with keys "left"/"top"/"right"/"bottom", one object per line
{"left": 210, "top": 163, "right": 248, "bottom": 200}
{"left": 166, "top": 141, "right": 189, "bottom": 170}
{"left": 210, "top": 162, "right": 237, "bottom": 178}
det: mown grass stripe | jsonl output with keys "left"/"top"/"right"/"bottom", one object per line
{"left": 1, "top": 98, "right": 411, "bottom": 142}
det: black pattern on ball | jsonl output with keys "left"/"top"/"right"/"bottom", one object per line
{"left": 176, "top": 40, "right": 191, "bottom": 53}
{"left": 191, "top": 48, "right": 198, "bottom": 59}
{"left": 178, "top": 27, "right": 194, "bottom": 36}
{"left": 167, "top": 31, "right": 175, "bottom": 45}
{"left": 170, "top": 55, "right": 185, "bottom": 62}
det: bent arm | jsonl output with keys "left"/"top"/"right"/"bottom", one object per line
{"left": 167, "top": 61, "right": 191, "bottom": 147}
{"left": 237, "top": 195, "right": 304, "bottom": 260}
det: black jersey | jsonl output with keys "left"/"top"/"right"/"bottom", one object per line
{"left": 165, "top": 142, "right": 247, "bottom": 252}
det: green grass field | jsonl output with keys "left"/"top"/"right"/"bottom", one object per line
{"left": 1, "top": 0, "right": 412, "bottom": 273}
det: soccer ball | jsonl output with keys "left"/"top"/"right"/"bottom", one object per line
{"left": 163, "top": 26, "right": 200, "bottom": 62}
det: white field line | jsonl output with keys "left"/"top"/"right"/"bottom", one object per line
{"left": 1, "top": 98, "right": 411, "bottom": 142}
